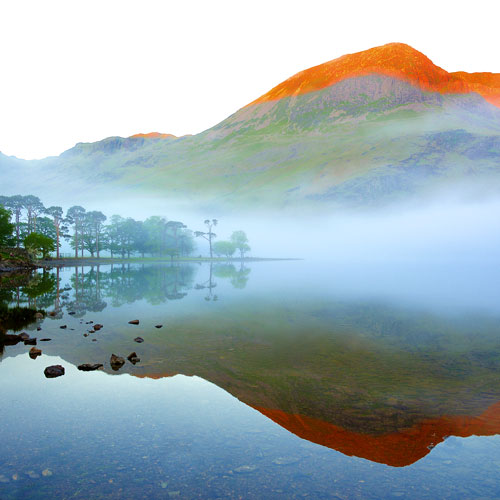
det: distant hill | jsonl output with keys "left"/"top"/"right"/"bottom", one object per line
{"left": 1, "top": 42, "right": 500, "bottom": 211}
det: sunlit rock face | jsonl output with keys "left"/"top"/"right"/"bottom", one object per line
{"left": 246, "top": 42, "right": 500, "bottom": 107}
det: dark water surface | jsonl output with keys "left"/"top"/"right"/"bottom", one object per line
{"left": 1, "top": 260, "right": 500, "bottom": 499}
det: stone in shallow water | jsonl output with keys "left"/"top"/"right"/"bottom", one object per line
{"left": 155, "top": 324, "right": 163, "bottom": 328}
{"left": 128, "top": 319, "right": 140, "bottom": 325}
{"left": 24, "top": 338, "right": 37, "bottom": 345}
{"left": 93, "top": 324, "right": 103, "bottom": 331}
{"left": 41, "top": 469, "right": 52, "bottom": 477}
{"left": 110, "top": 354, "right": 125, "bottom": 370}
{"left": 78, "top": 363, "right": 104, "bottom": 371}
{"left": 234, "top": 465, "right": 257, "bottom": 473}
{"left": 29, "top": 347, "right": 42, "bottom": 359}
{"left": 272, "top": 456, "right": 300, "bottom": 465}
{"left": 134, "top": 337, "right": 144, "bottom": 343}
{"left": 40, "top": 338, "right": 51, "bottom": 341}
{"left": 44, "top": 365, "right": 65, "bottom": 378}
{"left": 127, "top": 352, "right": 140, "bottom": 364}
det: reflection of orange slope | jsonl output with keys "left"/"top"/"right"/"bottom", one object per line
{"left": 133, "top": 372, "right": 178, "bottom": 379}
{"left": 130, "top": 132, "right": 177, "bottom": 139}
{"left": 254, "top": 401, "right": 500, "bottom": 467}
{"left": 247, "top": 43, "right": 500, "bottom": 108}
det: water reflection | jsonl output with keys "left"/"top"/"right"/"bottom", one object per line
{"left": 1, "top": 261, "right": 500, "bottom": 471}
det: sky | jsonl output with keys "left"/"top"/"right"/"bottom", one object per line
{"left": 1, "top": 0, "right": 499, "bottom": 160}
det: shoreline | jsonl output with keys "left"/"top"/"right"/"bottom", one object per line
{"left": 38, "top": 257, "right": 302, "bottom": 267}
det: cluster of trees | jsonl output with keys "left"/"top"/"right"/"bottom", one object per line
{"left": 0, "top": 195, "right": 251, "bottom": 260}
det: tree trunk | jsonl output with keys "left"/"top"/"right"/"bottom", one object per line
{"left": 56, "top": 223, "right": 60, "bottom": 259}
{"left": 96, "top": 229, "right": 100, "bottom": 259}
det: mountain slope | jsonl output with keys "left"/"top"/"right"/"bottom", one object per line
{"left": 1, "top": 43, "right": 500, "bottom": 211}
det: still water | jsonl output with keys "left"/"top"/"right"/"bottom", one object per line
{"left": 1, "top": 260, "right": 500, "bottom": 499}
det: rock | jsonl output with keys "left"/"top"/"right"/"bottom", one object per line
{"left": 89, "top": 330, "right": 95, "bottom": 334}
{"left": 234, "top": 465, "right": 257, "bottom": 473}
{"left": 3, "top": 334, "right": 22, "bottom": 345}
{"left": 91, "top": 338, "right": 97, "bottom": 342}
{"left": 83, "top": 333, "right": 89, "bottom": 337}
{"left": 19, "top": 332, "right": 30, "bottom": 340}
{"left": 93, "top": 324, "right": 103, "bottom": 331}
{"left": 134, "top": 337, "right": 144, "bottom": 343}
{"left": 49, "top": 311, "right": 57, "bottom": 317}
{"left": 41, "top": 469, "right": 52, "bottom": 477}
{"left": 24, "top": 338, "right": 37, "bottom": 345}
{"left": 36, "top": 327, "right": 42, "bottom": 331}
{"left": 34, "top": 312, "right": 43, "bottom": 319}
{"left": 29, "top": 347, "right": 42, "bottom": 359}
{"left": 127, "top": 352, "right": 140, "bottom": 364}
{"left": 110, "top": 354, "right": 125, "bottom": 370}
{"left": 40, "top": 338, "right": 51, "bottom": 342}
{"left": 44, "top": 365, "right": 65, "bottom": 378}
{"left": 59, "top": 325, "right": 67, "bottom": 329}
{"left": 68, "top": 311, "right": 76, "bottom": 315}
{"left": 155, "top": 324, "right": 163, "bottom": 328}
{"left": 128, "top": 319, "right": 140, "bottom": 325}
{"left": 78, "top": 363, "right": 103, "bottom": 371}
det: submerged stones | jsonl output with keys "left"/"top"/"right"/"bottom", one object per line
{"left": 128, "top": 319, "right": 140, "bottom": 325}
{"left": 93, "top": 324, "right": 103, "bottom": 331}
{"left": 78, "top": 363, "right": 103, "bottom": 371}
{"left": 134, "top": 337, "right": 144, "bottom": 343}
{"left": 44, "top": 365, "right": 65, "bottom": 378}
{"left": 155, "top": 324, "right": 163, "bottom": 329}
{"left": 59, "top": 325, "right": 67, "bottom": 329}
{"left": 29, "top": 347, "right": 42, "bottom": 359}
{"left": 127, "top": 352, "right": 140, "bottom": 364}
{"left": 110, "top": 354, "right": 126, "bottom": 371}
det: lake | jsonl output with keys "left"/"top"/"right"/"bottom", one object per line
{"left": 1, "top": 260, "right": 500, "bottom": 499}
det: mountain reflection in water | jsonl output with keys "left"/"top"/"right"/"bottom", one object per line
{"left": 1, "top": 260, "right": 500, "bottom": 470}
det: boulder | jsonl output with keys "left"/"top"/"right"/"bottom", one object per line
{"left": 44, "top": 365, "right": 65, "bottom": 378}
{"left": 77, "top": 363, "right": 103, "bottom": 371}
{"left": 29, "top": 347, "right": 42, "bottom": 359}
{"left": 110, "top": 354, "right": 125, "bottom": 371}
{"left": 127, "top": 352, "right": 140, "bottom": 364}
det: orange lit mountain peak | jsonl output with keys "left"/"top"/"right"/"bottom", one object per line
{"left": 247, "top": 42, "right": 500, "bottom": 108}
{"left": 130, "top": 132, "right": 177, "bottom": 139}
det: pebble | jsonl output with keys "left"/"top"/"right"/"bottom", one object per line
{"left": 42, "top": 469, "right": 52, "bottom": 477}
{"left": 60, "top": 325, "right": 67, "bottom": 329}
{"left": 234, "top": 465, "right": 257, "bottom": 473}
{"left": 155, "top": 325, "right": 163, "bottom": 328}
{"left": 129, "top": 319, "right": 140, "bottom": 325}
{"left": 134, "top": 337, "right": 144, "bottom": 343}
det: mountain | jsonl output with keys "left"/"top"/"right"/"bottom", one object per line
{"left": 1, "top": 43, "right": 500, "bottom": 211}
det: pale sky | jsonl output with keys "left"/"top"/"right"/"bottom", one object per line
{"left": 1, "top": 0, "right": 499, "bottom": 160}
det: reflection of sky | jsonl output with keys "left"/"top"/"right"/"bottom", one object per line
{"left": 1, "top": 354, "right": 500, "bottom": 499}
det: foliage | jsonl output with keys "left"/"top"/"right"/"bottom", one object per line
{"left": 0, "top": 205, "right": 15, "bottom": 247}
{"left": 230, "top": 230, "right": 251, "bottom": 258}
{"left": 23, "top": 232, "right": 56, "bottom": 259}
{"left": 213, "top": 240, "right": 236, "bottom": 258}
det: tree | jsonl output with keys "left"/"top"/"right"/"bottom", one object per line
{"left": 0, "top": 195, "right": 24, "bottom": 247}
{"left": 213, "top": 240, "right": 236, "bottom": 258}
{"left": 66, "top": 206, "right": 86, "bottom": 258}
{"left": 24, "top": 232, "right": 55, "bottom": 259}
{"left": 166, "top": 221, "right": 187, "bottom": 254}
{"left": 45, "top": 206, "right": 67, "bottom": 259}
{"left": 194, "top": 219, "right": 217, "bottom": 259}
{"left": 230, "top": 230, "right": 251, "bottom": 258}
{"left": 22, "top": 195, "right": 45, "bottom": 234}
{"left": 0, "top": 205, "right": 15, "bottom": 247}
{"left": 86, "top": 211, "right": 107, "bottom": 258}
